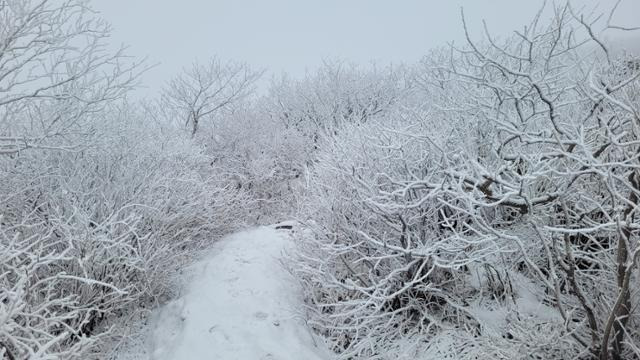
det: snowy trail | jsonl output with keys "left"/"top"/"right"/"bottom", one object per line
{"left": 143, "top": 226, "right": 330, "bottom": 360}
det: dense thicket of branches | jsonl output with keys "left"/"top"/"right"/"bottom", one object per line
{"left": 1, "top": 0, "right": 639, "bottom": 359}
{"left": 0, "top": 1, "right": 271, "bottom": 358}
{"left": 291, "top": 3, "right": 640, "bottom": 360}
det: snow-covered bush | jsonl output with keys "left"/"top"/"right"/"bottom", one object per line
{"left": 193, "top": 102, "right": 307, "bottom": 224}
{"left": 293, "top": 107, "right": 488, "bottom": 358}
{"left": 293, "top": 3, "right": 640, "bottom": 359}
{"left": 0, "top": 103, "right": 252, "bottom": 358}
{"left": 0, "top": 1, "right": 255, "bottom": 356}
{"left": 266, "top": 61, "right": 409, "bottom": 152}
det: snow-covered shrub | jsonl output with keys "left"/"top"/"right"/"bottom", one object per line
{"left": 181, "top": 63, "right": 410, "bottom": 226}
{"left": 293, "top": 3, "right": 640, "bottom": 359}
{"left": 0, "top": 100, "right": 253, "bottom": 358}
{"left": 293, "top": 107, "right": 490, "bottom": 358}
{"left": 194, "top": 102, "right": 307, "bottom": 224}
{"left": 266, "top": 61, "right": 409, "bottom": 152}
{"left": 0, "top": 3, "right": 262, "bottom": 356}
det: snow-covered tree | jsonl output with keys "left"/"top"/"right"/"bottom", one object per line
{"left": 161, "top": 58, "right": 262, "bottom": 137}
{"left": 0, "top": 0, "right": 142, "bottom": 155}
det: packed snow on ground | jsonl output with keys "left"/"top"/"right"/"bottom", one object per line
{"left": 118, "top": 226, "right": 330, "bottom": 360}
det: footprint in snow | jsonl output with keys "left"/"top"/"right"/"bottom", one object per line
{"left": 254, "top": 311, "right": 269, "bottom": 320}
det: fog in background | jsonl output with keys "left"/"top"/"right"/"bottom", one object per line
{"left": 94, "top": 0, "right": 640, "bottom": 95}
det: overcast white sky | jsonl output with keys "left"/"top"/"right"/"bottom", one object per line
{"left": 93, "top": 0, "right": 640, "bottom": 95}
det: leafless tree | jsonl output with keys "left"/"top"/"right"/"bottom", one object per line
{"left": 0, "top": 0, "right": 143, "bottom": 155}
{"left": 162, "top": 58, "right": 262, "bottom": 137}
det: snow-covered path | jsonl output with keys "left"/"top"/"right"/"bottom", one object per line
{"left": 143, "top": 226, "right": 330, "bottom": 360}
